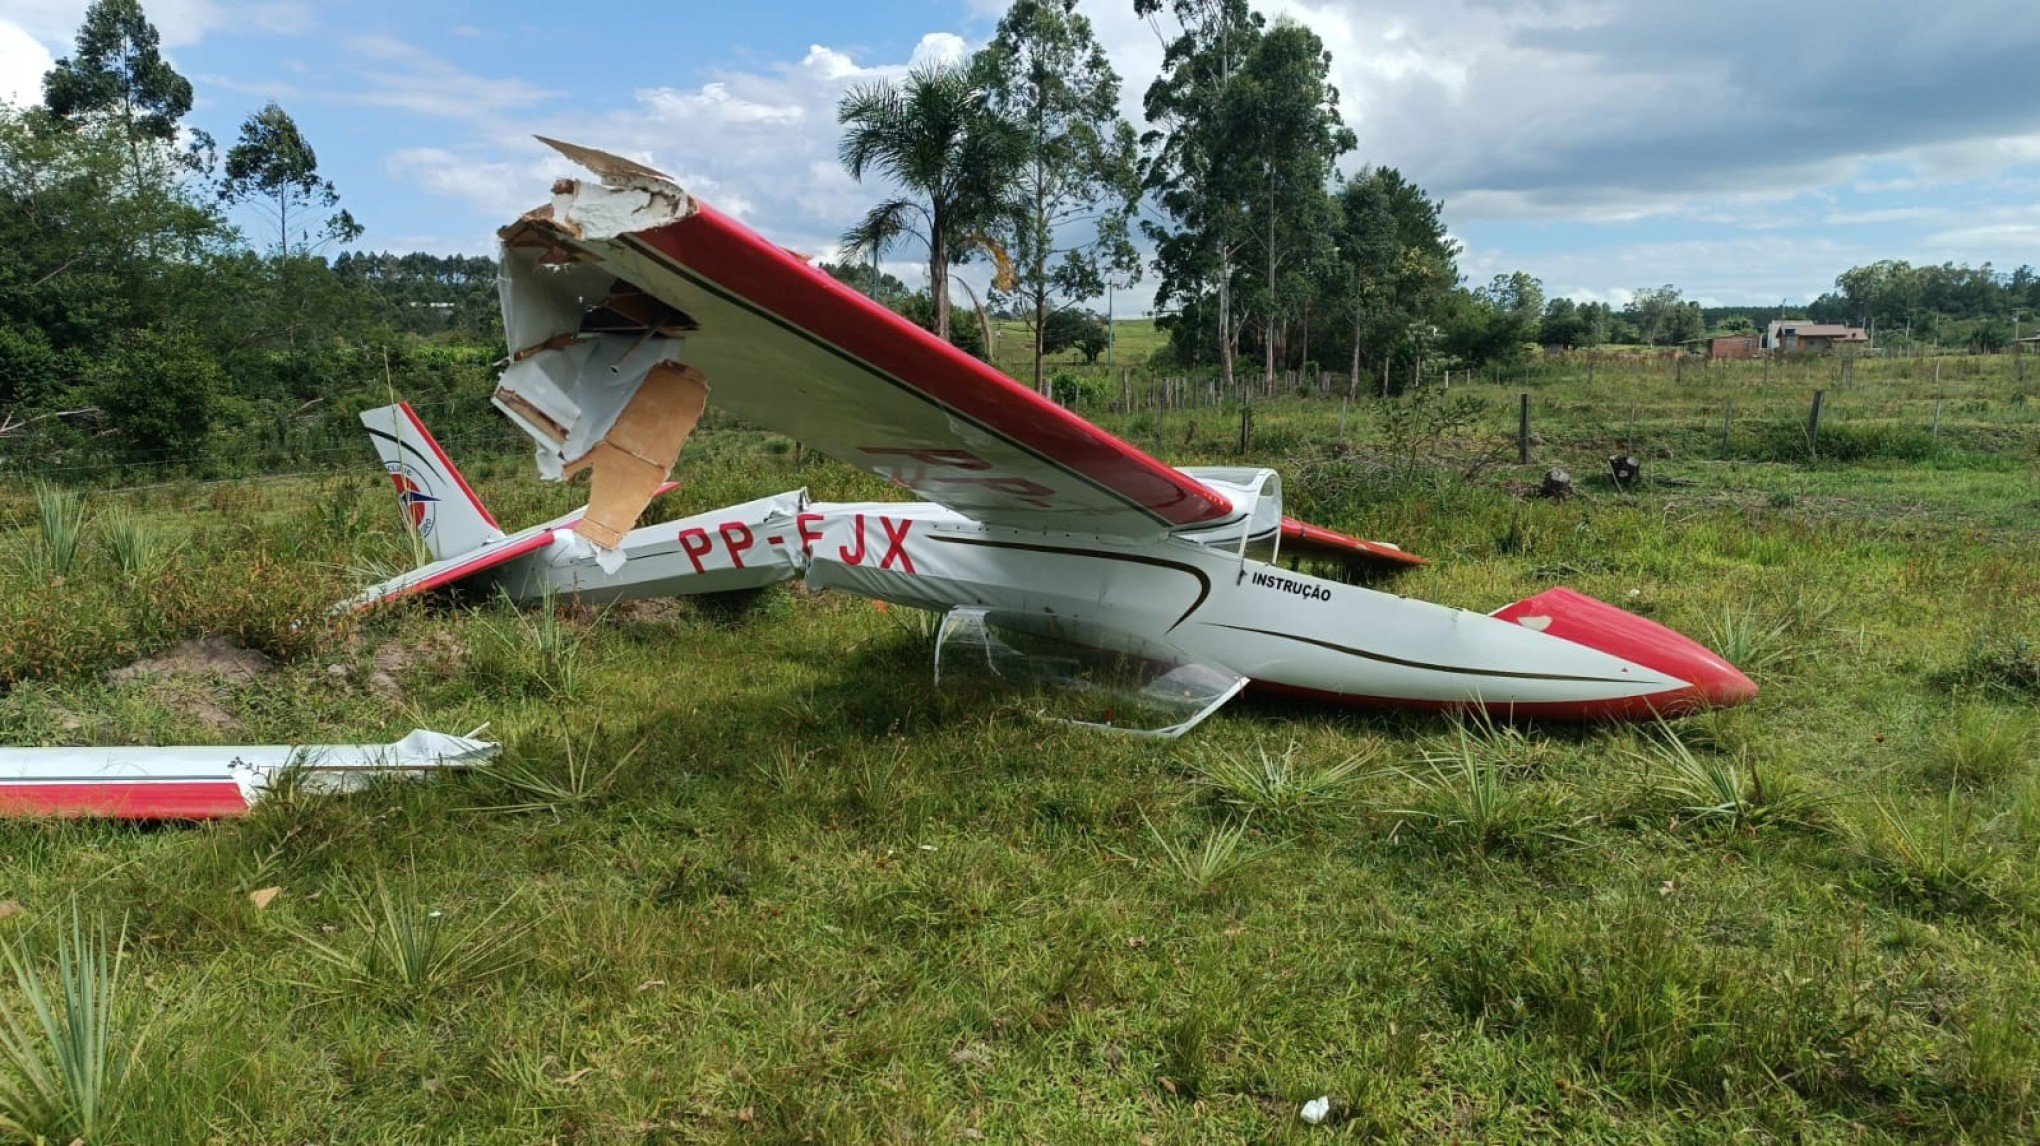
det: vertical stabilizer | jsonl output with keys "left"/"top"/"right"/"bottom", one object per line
{"left": 360, "top": 403, "right": 503, "bottom": 560}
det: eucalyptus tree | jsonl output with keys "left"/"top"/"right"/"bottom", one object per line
{"left": 1223, "top": 20, "right": 1352, "bottom": 386}
{"left": 838, "top": 64, "right": 1026, "bottom": 343}
{"left": 219, "top": 102, "right": 360, "bottom": 258}
{"left": 41, "top": 0, "right": 195, "bottom": 194}
{"left": 973, "top": 0, "right": 1141, "bottom": 394}
{"left": 1329, "top": 167, "right": 1457, "bottom": 393}
{"left": 1138, "top": 0, "right": 1264, "bottom": 389}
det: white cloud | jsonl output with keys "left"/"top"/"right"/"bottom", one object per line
{"left": 1079, "top": 0, "right": 2040, "bottom": 221}
{"left": 0, "top": 20, "right": 54, "bottom": 108}
{"left": 385, "top": 32, "right": 988, "bottom": 276}
{"left": 637, "top": 82, "right": 804, "bottom": 126}
{"left": 346, "top": 35, "right": 553, "bottom": 121}
{"left": 4, "top": 1, "right": 307, "bottom": 49}
{"left": 371, "top": 1, "right": 2040, "bottom": 305}
{"left": 382, "top": 146, "right": 558, "bottom": 222}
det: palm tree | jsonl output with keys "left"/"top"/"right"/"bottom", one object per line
{"left": 838, "top": 64, "right": 1023, "bottom": 343}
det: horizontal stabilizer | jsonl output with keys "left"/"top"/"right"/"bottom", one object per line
{"left": 346, "top": 481, "right": 682, "bottom": 610}
{"left": 347, "top": 526, "right": 561, "bottom": 611}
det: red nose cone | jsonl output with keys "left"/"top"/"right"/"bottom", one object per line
{"left": 1493, "top": 588, "right": 1758, "bottom": 717}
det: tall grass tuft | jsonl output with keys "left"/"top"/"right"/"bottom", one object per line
{"left": 0, "top": 905, "right": 143, "bottom": 1144}
{"left": 1191, "top": 739, "right": 1375, "bottom": 822}
{"left": 1140, "top": 814, "right": 1271, "bottom": 895}
{"left": 1702, "top": 608, "right": 1800, "bottom": 677}
{"left": 1630, "top": 724, "right": 1825, "bottom": 835}
{"left": 1924, "top": 709, "right": 2032, "bottom": 790}
{"left": 472, "top": 585, "right": 589, "bottom": 700}
{"left": 96, "top": 506, "right": 170, "bottom": 581}
{"left": 1389, "top": 718, "right": 1571, "bottom": 855}
{"left": 1855, "top": 796, "right": 2007, "bottom": 917}
{"left": 294, "top": 879, "right": 529, "bottom": 1007}
{"left": 22, "top": 483, "right": 89, "bottom": 583}
{"left": 1937, "top": 634, "right": 2040, "bottom": 698}
{"left": 475, "top": 729, "right": 642, "bottom": 817}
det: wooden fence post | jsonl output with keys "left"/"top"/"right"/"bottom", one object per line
{"left": 1806, "top": 389, "right": 1826, "bottom": 460}
{"left": 1518, "top": 393, "right": 1531, "bottom": 464}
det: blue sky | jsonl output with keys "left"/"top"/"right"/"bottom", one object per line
{"left": 4, "top": 0, "right": 2038, "bottom": 313}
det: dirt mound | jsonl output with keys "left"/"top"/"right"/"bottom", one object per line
{"left": 109, "top": 638, "right": 275, "bottom": 685}
{"left": 149, "top": 682, "right": 242, "bottom": 734}
{"left": 363, "top": 633, "right": 467, "bottom": 702}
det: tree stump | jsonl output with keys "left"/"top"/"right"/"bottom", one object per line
{"left": 1540, "top": 468, "right": 1574, "bottom": 498}
{"left": 1608, "top": 454, "right": 1641, "bottom": 489}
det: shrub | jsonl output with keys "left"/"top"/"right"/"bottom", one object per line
{"left": 1048, "top": 370, "right": 1108, "bottom": 408}
{"left": 1938, "top": 634, "right": 2040, "bottom": 698}
{"left": 95, "top": 329, "right": 224, "bottom": 462}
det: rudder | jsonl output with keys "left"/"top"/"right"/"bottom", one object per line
{"left": 360, "top": 403, "right": 502, "bottom": 560}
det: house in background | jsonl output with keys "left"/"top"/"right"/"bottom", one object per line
{"left": 1708, "top": 335, "right": 1760, "bottom": 360}
{"left": 1763, "top": 321, "right": 1870, "bottom": 353}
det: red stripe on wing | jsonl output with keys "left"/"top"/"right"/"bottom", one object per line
{"left": 359, "top": 529, "right": 558, "bottom": 610}
{"left": 0, "top": 781, "right": 250, "bottom": 819}
{"left": 633, "top": 205, "right": 1234, "bottom": 529}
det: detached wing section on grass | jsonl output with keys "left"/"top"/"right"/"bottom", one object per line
{"left": 492, "top": 139, "right": 1237, "bottom": 547}
{"left": 0, "top": 730, "right": 497, "bottom": 819}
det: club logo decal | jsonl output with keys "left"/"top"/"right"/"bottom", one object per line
{"left": 386, "top": 464, "right": 441, "bottom": 537}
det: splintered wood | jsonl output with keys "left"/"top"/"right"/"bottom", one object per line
{"left": 565, "top": 362, "right": 708, "bottom": 550}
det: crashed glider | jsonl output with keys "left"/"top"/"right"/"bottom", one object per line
{"left": 436, "top": 137, "right": 1756, "bottom": 735}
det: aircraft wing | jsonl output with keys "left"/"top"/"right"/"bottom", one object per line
{"left": 492, "top": 139, "right": 1236, "bottom": 544}
{"left": 1280, "top": 517, "right": 1426, "bottom": 569}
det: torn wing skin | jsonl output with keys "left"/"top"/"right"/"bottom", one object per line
{"left": 491, "top": 140, "right": 1236, "bottom": 549}
{"left": 935, "top": 607, "right": 1249, "bottom": 739}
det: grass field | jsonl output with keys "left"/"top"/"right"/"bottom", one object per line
{"left": 0, "top": 360, "right": 2035, "bottom": 1141}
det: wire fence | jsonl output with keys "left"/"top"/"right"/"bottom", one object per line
{"left": 2, "top": 353, "right": 2031, "bottom": 523}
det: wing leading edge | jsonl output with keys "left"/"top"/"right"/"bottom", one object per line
{"left": 493, "top": 140, "right": 1235, "bottom": 543}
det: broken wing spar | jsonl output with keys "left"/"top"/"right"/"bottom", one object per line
{"left": 469, "top": 137, "right": 1754, "bottom": 730}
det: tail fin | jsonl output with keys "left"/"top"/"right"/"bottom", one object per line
{"left": 360, "top": 403, "right": 502, "bottom": 560}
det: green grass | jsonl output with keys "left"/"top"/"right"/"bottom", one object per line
{"left": 0, "top": 360, "right": 2034, "bottom": 1138}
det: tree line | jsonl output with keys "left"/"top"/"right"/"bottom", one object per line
{"left": 5, "top": 0, "right": 2034, "bottom": 472}
{"left": 0, "top": 0, "right": 509, "bottom": 465}
{"left": 822, "top": 2, "right": 1763, "bottom": 392}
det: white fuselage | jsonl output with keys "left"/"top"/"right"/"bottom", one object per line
{"left": 485, "top": 492, "right": 1705, "bottom": 715}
